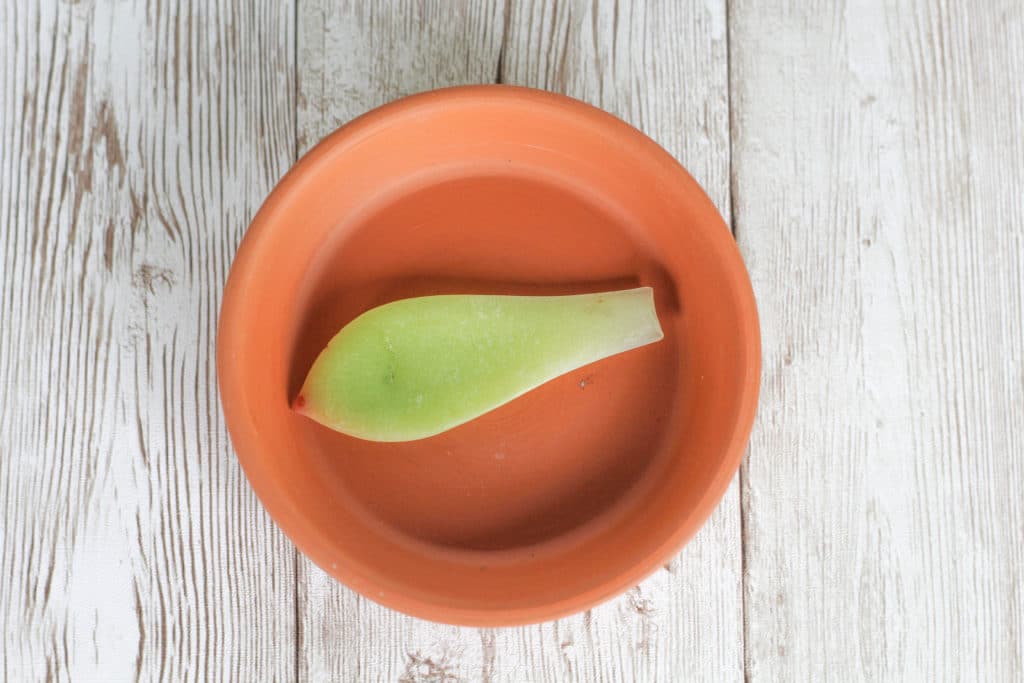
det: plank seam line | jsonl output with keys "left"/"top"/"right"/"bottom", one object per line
{"left": 723, "top": 0, "right": 752, "bottom": 681}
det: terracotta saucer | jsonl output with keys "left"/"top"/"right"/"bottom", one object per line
{"left": 217, "top": 85, "right": 760, "bottom": 626}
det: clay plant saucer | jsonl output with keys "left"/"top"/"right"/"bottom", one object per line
{"left": 217, "top": 85, "right": 760, "bottom": 626}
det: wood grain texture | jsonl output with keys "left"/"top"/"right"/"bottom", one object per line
{"left": 0, "top": 2, "right": 297, "bottom": 680}
{"left": 500, "top": 0, "right": 742, "bottom": 680}
{"left": 294, "top": 1, "right": 739, "bottom": 681}
{"left": 6, "top": 0, "right": 1023, "bottom": 679}
{"left": 295, "top": 2, "right": 509, "bottom": 681}
{"left": 297, "top": 0, "right": 509, "bottom": 153}
{"left": 730, "top": 0, "right": 1024, "bottom": 679}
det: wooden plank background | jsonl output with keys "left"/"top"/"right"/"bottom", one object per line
{"left": 1, "top": 1, "right": 1020, "bottom": 680}
{"left": 732, "top": 1, "right": 1024, "bottom": 679}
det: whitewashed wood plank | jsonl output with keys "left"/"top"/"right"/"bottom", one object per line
{"left": 294, "top": 1, "right": 740, "bottom": 681}
{"left": 0, "top": 2, "right": 297, "bottom": 680}
{"left": 731, "top": 0, "right": 1024, "bottom": 679}
{"left": 498, "top": 1, "right": 742, "bottom": 681}
{"left": 295, "top": 2, "right": 507, "bottom": 682}
{"left": 297, "top": 0, "right": 508, "bottom": 153}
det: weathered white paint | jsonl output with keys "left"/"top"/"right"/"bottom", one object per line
{"left": 3, "top": 0, "right": 1022, "bottom": 680}
{"left": 731, "top": 0, "right": 1024, "bottom": 679}
{"left": 0, "top": 2, "right": 297, "bottom": 681}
